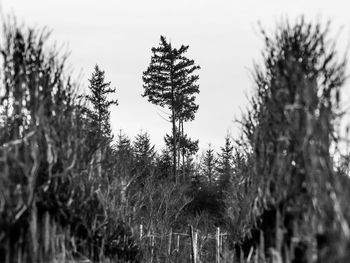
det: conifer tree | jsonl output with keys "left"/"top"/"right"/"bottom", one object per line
{"left": 85, "top": 65, "right": 117, "bottom": 178}
{"left": 115, "top": 131, "right": 134, "bottom": 177}
{"left": 86, "top": 64, "right": 118, "bottom": 141}
{"left": 142, "top": 36, "right": 200, "bottom": 179}
{"left": 133, "top": 131, "right": 155, "bottom": 178}
{"left": 116, "top": 131, "right": 132, "bottom": 153}
{"left": 155, "top": 149, "right": 173, "bottom": 179}
{"left": 216, "top": 135, "right": 234, "bottom": 189}
{"left": 201, "top": 145, "right": 217, "bottom": 184}
{"left": 114, "top": 131, "right": 134, "bottom": 202}
{"left": 116, "top": 130, "right": 133, "bottom": 156}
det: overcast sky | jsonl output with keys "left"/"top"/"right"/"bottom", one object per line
{"left": 1, "top": 0, "right": 350, "bottom": 151}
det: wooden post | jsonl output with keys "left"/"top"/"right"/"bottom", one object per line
{"left": 99, "top": 238, "right": 105, "bottom": 262}
{"left": 247, "top": 247, "right": 254, "bottom": 262}
{"left": 168, "top": 229, "right": 172, "bottom": 255}
{"left": 259, "top": 230, "right": 265, "bottom": 262}
{"left": 176, "top": 234, "right": 180, "bottom": 252}
{"left": 276, "top": 209, "right": 283, "bottom": 254}
{"left": 44, "top": 212, "right": 50, "bottom": 255}
{"left": 190, "top": 225, "right": 197, "bottom": 263}
{"left": 150, "top": 235, "right": 155, "bottom": 263}
{"left": 221, "top": 232, "right": 225, "bottom": 262}
{"left": 216, "top": 227, "right": 220, "bottom": 263}
{"left": 139, "top": 224, "right": 143, "bottom": 240}
{"left": 194, "top": 230, "right": 198, "bottom": 261}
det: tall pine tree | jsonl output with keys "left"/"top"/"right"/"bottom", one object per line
{"left": 86, "top": 64, "right": 118, "bottom": 142}
{"left": 85, "top": 65, "right": 118, "bottom": 177}
{"left": 142, "top": 36, "right": 200, "bottom": 180}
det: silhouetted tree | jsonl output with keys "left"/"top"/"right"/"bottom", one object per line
{"left": 84, "top": 65, "right": 118, "bottom": 178}
{"left": 142, "top": 36, "right": 200, "bottom": 180}
{"left": 86, "top": 64, "right": 118, "bottom": 141}
{"left": 216, "top": 135, "right": 234, "bottom": 190}
{"left": 201, "top": 145, "right": 217, "bottom": 184}
{"left": 133, "top": 131, "right": 155, "bottom": 179}
{"left": 115, "top": 131, "right": 134, "bottom": 178}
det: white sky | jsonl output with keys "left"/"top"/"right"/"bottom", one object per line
{"left": 1, "top": 0, "right": 350, "bottom": 151}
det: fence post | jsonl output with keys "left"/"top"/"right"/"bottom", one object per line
{"left": 194, "top": 229, "right": 198, "bottom": 261}
{"left": 139, "top": 224, "right": 143, "bottom": 241}
{"left": 259, "top": 230, "right": 265, "bottom": 262}
{"left": 190, "top": 225, "right": 197, "bottom": 263}
{"left": 176, "top": 234, "right": 180, "bottom": 252}
{"left": 168, "top": 228, "right": 172, "bottom": 255}
{"left": 276, "top": 209, "right": 283, "bottom": 254}
{"left": 216, "top": 227, "right": 220, "bottom": 263}
{"left": 150, "top": 235, "right": 155, "bottom": 263}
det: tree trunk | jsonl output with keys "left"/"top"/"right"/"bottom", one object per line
{"left": 170, "top": 63, "right": 177, "bottom": 182}
{"left": 177, "top": 119, "right": 181, "bottom": 175}
{"left": 172, "top": 108, "right": 177, "bottom": 181}
{"left": 181, "top": 121, "right": 185, "bottom": 168}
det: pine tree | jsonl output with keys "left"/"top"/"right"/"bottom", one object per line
{"left": 133, "top": 131, "right": 155, "bottom": 178}
{"left": 201, "top": 145, "right": 217, "bottom": 184}
{"left": 86, "top": 64, "right": 118, "bottom": 141}
{"left": 115, "top": 131, "right": 134, "bottom": 177}
{"left": 142, "top": 36, "right": 200, "bottom": 180}
{"left": 85, "top": 65, "right": 118, "bottom": 178}
{"left": 115, "top": 131, "right": 134, "bottom": 202}
{"left": 116, "top": 130, "right": 132, "bottom": 153}
{"left": 216, "top": 135, "right": 234, "bottom": 190}
{"left": 155, "top": 149, "right": 173, "bottom": 179}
